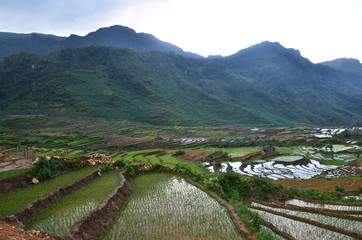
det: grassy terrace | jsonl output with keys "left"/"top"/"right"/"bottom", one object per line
{"left": 0, "top": 167, "right": 96, "bottom": 217}
{"left": 28, "top": 170, "right": 120, "bottom": 236}
{"left": 115, "top": 150, "right": 207, "bottom": 175}
{"left": 0, "top": 168, "right": 31, "bottom": 180}
{"left": 102, "top": 173, "right": 244, "bottom": 240}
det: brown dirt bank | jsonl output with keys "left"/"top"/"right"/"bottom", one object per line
{"left": 273, "top": 177, "right": 362, "bottom": 193}
{"left": 68, "top": 171, "right": 132, "bottom": 240}
{"left": 0, "top": 221, "right": 59, "bottom": 240}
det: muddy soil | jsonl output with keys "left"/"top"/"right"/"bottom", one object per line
{"left": 274, "top": 177, "right": 362, "bottom": 192}
{"left": 0, "top": 153, "right": 33, "bottom": 172}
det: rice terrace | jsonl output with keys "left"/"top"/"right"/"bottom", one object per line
{"left": 0, "top": 116, "right": 361, "bottom": 240}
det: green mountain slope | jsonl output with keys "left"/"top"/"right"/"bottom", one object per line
{"left": 319, "top": 58, "right": 362, "bottom": 90}
{"left": 210, "top": 42, "right": 362, "bottom": 126}
{"left": 0, "top": 44, "right": 361, "bottom": 126}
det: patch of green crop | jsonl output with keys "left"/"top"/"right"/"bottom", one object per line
{"left": 122, "top": 149, "right": 159, "bottom": 163}
{"left": 101, "top": 173, "right": 244, "bottom": 240}
{"left": 0, "top": 167, "right": 96, "bottom": 217}
{"left": 133, "top": 154, "right": 149, "bottom": 163}
{"left": 145, "top": 155, "right": 161, "bottom": 164}
{"left": 0, "top": 168, "right": 31, "bottom": 180}
{"left": 28, "top": 170, "right": 119, "bottom": 236}
{"left": 221, "top": 147, "right": 260, "bottom": 157}
{"left": 318, "top": 160, "right": 351, "bottom": 166}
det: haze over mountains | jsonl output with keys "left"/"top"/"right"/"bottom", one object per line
{"left": 0, "top": 25, "right": 361, "bottom": 126}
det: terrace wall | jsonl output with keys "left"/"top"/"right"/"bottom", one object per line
{"left": 1, "top": 168, "right": 101, "bottom": 227}
{"left": 68, "top": 171, "right": 132, "bottom": 240}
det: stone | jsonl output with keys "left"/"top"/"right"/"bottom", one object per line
{"left": 31, "top": 178, "right": 39, "bottom": 184}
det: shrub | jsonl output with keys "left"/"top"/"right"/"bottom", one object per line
{"left": 32, "top": 157, "right": 64, "bottom": 180}
{"left": 101, "top": 164, "right": 112, "bottom": 172}
{"left": 64, "top": 160, "right": 79, "bottom": 170}
{"left": 125, "top": 164, "right": 136, "bottom": 175}
{"left": 217, "top": 174, "right": 251, "bottom": 200}
{"left": 174, "top": 150, "right": 185, "bottom": 156}
{"left": 113, "top": 160, "right": 126, "bottom": 169}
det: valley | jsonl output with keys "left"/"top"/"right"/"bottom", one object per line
{"left": 0, "top": 115, "right": 361, "bottom": 240}
{"left": 0, "top": 25, "right": 362, "bottom": 240}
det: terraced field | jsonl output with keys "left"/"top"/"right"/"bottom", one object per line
{"left": 203, "top": 159, "right": 338, "bottom": 180}
{"left": 0, "top": 167, "right": 97, "bottom": 217}
{"left": 101, "top": 173, "right": 244, "bottom": 240}
{"left": 27, "top": 170, "right": 120, "bottom": 236}
{"left": 114, "top": 150, "right": 206, "bottom": 174}
{"left": 249, "top": 200, "right": 362, "bottom": 240}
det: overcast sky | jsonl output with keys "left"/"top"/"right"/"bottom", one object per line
{"left": 0, "top": 0, "right": 361, "bottom": 63}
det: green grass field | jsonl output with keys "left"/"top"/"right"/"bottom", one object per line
{"left": 0, "top": 168, "right": 31, "bottom": 180}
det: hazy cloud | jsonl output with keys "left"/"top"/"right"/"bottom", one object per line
{"left": 0, "top": 0, "right": 361, "bottom": 62}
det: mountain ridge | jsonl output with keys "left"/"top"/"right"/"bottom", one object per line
{"left": 0, "top": 42, "right": 361, "bottom": 127}
{"left": 0, "top": 25, "right": 202, "bottom": 60}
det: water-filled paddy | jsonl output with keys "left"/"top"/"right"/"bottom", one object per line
{"left": 203, "top": 159, "right": 338, "bottom": 180}
{"left": 102, "top": 173, "right": 244, "bottom": 240}
{"left": 252, "top": 209, "right": 354, "bottom": 240}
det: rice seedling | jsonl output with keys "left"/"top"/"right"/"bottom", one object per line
{"left": 251, "top": 202, "right": 362, "bottom": 234}
{"left": 259, "top": 225, "right": 287, "bottom": 240}
{"left": 252, "top": 209, "right": 354, "bottom": 240}
{"left": 102, "top": 173, "right": 244, "bottom": 240}
{"left": 286, "top": 199, "right": 362, "bottom": 211}
{"left": 28, "top": 170, "right": 119, "bottom": 236}
{"left": 0, "top": 167, "right": 96, "bottom": 217}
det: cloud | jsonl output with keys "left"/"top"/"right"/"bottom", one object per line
{"left": 0, "top": 0, "right": 126, "bottom": 36}
{"left": 0, "top": 0, "right": 361, "bottom": 62}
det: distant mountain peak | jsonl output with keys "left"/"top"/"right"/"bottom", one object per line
{"left": 320, "top": 58, "right": 362, "bottom": 78}
{"left": 232, "top": 41, "right": 302, "bottom": 58}
{"left": 0, "top": 25, "right": 202, "bottom": 59}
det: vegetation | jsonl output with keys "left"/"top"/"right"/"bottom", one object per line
{"left": 32, "top": 157, "right": 79, "bottom": 180}
{"left": 0, "top": 168, "right": 30, "bottom": 179}
{"left": 1, "top": 42, "right": 361, "bottom": 126}
{"left": 28, "top": 170, "right": 119, "bottom": 236}
{"left": 101, "top": 173, "right": 244, "bottom": 240}
{"left": 0, "top": 167, "right": 96, "bottom": 217}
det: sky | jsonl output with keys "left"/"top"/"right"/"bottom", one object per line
{"left": 0, "top": 0, "right": 361, "bottom": 63}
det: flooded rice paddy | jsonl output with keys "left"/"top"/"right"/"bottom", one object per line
{"left": 203, "top": 159, "right": 338, "bottom": 180}
{"left": 101, "top": 173, "right": 244, "bottom": 240}
{"left": 203, "top": 144, "right": 361, "bottom": 179}
{"left": 252, "top": 209, "right": 355, "bottom": 240}
{"left": 286, "top": 199, "right": 362, "bottom": 211}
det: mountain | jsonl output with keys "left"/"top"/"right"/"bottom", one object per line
{"left": 0, "top": 25, "right": 201, "bottom": 60}
{"left": 209, "top": 41, "right": 362, "bottom": 125}
{"left": 0, "top": 41, "right": 361, "bottom": 126}
{"left": 319, "top": 58, "right": 362, "bottom": 90}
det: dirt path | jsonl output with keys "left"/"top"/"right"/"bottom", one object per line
{"left": 273, "top": 177, "right": 362, "bottom": 192}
